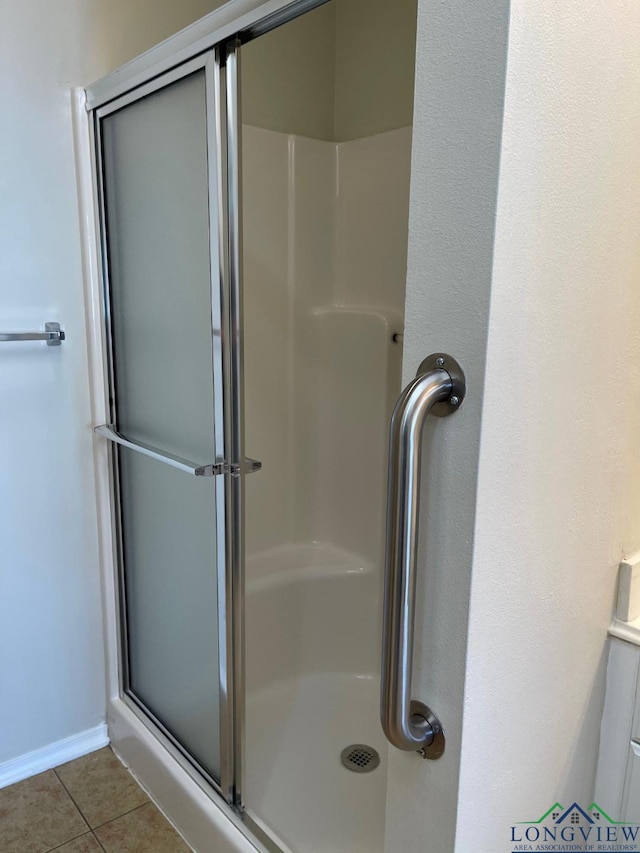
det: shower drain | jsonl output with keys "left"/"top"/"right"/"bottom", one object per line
{"left": 340, "top": 744, "right": 380, "bottom": 773}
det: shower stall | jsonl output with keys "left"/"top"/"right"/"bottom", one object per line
{"left": 241, "top": 109, "right": 408, "bottom": 853}
{"left": 81, "top": 1, "right": 464, "bottom": 850}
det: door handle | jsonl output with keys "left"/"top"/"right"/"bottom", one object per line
{"left": 94, "top": 425, "right": 262, "bottom": 478}
{"left": 381, "top": 353, "right": 466, "bottom": 759}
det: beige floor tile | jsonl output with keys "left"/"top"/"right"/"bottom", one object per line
{"left": 95, "top": 803, "right": 191, "bottom": 852}
{"left": 0, "top": 770, "right": 88, "bottom": 853}
{"left": 49, "top": 833, "right": 103, "bottom": 852}
{"left": 55, "top": 748, "right": 148, "bottom": 828}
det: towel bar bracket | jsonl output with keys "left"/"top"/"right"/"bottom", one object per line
{"left": 0, "top": 321, "right": 65, "bottom": 346}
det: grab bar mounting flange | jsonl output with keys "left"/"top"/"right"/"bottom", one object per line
{"left": 418, "top": 353, "right": 466, "bottom": 417}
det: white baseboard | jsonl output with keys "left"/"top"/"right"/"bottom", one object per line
{"left": 0, "top": 723, "right": 109, "bottom": 789}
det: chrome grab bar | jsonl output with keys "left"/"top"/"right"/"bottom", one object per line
{"left": 0, "top": 322, "right": 65, "bottom": 346}
{"left": 94, "top": 424, "right": 262, "bottom": 478}
{"left": 381, "top": 353, "right": 466, "bottom": 759}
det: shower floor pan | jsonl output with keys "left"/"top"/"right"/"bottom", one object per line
{"left": 245, "top": 542, "right": 387, "bottom": 853}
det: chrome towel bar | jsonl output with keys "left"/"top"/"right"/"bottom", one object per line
{"left": 94, "top": 424, "right": 262, "bottom": 478}
{"left": 0, "top": 322, "right": 65, "bottom": 346}
{"left": 94, "top": 424, "right": 219, "bottom": 476}
{"left": 381, "top": 353, "right": 466, "bottom": 759}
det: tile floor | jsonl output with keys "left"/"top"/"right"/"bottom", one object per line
{"left": 0, "top": 747, "right": 192, "bottom": 853}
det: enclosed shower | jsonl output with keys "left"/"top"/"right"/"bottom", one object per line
{"left": 84, "top": 1, "right": 438, "bottom": 851}
{"left": 241, "top": 10, "right": 411, "bottom": 848}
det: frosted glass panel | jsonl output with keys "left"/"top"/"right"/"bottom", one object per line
{"left": 119, "top": 449, "right": 220, "bottom": 776}
{"left": 102, "top": 70, "right": 215, "bottom": 463}
{"left": 100, "top": 69, "right": 221, "bottom": 780}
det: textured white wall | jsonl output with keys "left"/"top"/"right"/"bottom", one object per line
{"left": 0, "top": 0, "right": 106, "bottom": 767}
{"left": 383, "top": 0, "right": 510, "bottom": 849}
{"left": 84, "top": 0, "right": 227, "bottom": 76}
{"left": 241, "top": 3, "right": 337, "bottom": 140}
{"left": 241, "top": 0, "right": 418, "bottom": 141}
{"left": 0, "top": 0, "right": 227, "bottom": 771}
{"left": 456, "top": 0, "right": 640, "bottom": 846}
{"left": 333, "top": 0, "right": 417, "bottom": 140}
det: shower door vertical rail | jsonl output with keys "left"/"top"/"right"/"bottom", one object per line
{"left": 223, "top": 36, "right": 247, "bottom": 810}
{"left": 212, "top": 44, "right": 239, "bottom": 806}
{"left": 92, "top": 49, "right": 238, "bottom": 804}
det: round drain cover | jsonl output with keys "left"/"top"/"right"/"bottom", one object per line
{"left": 340, "top": 744, "right": 380, "bottom": 773}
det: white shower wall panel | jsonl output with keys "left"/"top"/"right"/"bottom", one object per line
{"left": 335, "top": 126, "right": 413, "bottom": 313}
{"left": 308, "top": 306, "right": 401, "bottom": 563}
{"left": 287, "top": 133, "right": 337, "bottom": 544}
{"left": 242, "top": 127, "right": 293, "bottom": 555}
{"left": 243, "top": 125, "right": 411, "bottom": 563}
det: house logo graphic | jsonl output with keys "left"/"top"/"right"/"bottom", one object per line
{"left": 510, "top": 802, "right": 640, "bottom": 852}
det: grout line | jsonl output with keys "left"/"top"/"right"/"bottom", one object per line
{"left": 91, "top": 830, "right": 107, "bottom": 851}
{"left": 52, "top": 751, "right": 149, "bottom": 833}
{"left": 91, "top": 800, "right": 150, "bottom": 832}
{"left": 51, "top": 767, "right": 91, "bottom": 833}
{"left": 43, "top": 829, "right": 93, "bottom": 852}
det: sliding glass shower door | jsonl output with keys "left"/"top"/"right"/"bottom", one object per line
{"left": 90, "top": 4, "right": 416, "bottom": 849}
{"left": 96, "top": 55, "right": 232, "bottom": 793}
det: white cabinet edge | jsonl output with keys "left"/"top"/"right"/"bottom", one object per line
{"left": 610, "top": 619, "right": 640, "bottom": 646}
{"left": 595, "top": 638, "right": 640, "bottom": 818}
{"left": 617, "top": 553, "right": 640, "bottom": 623}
